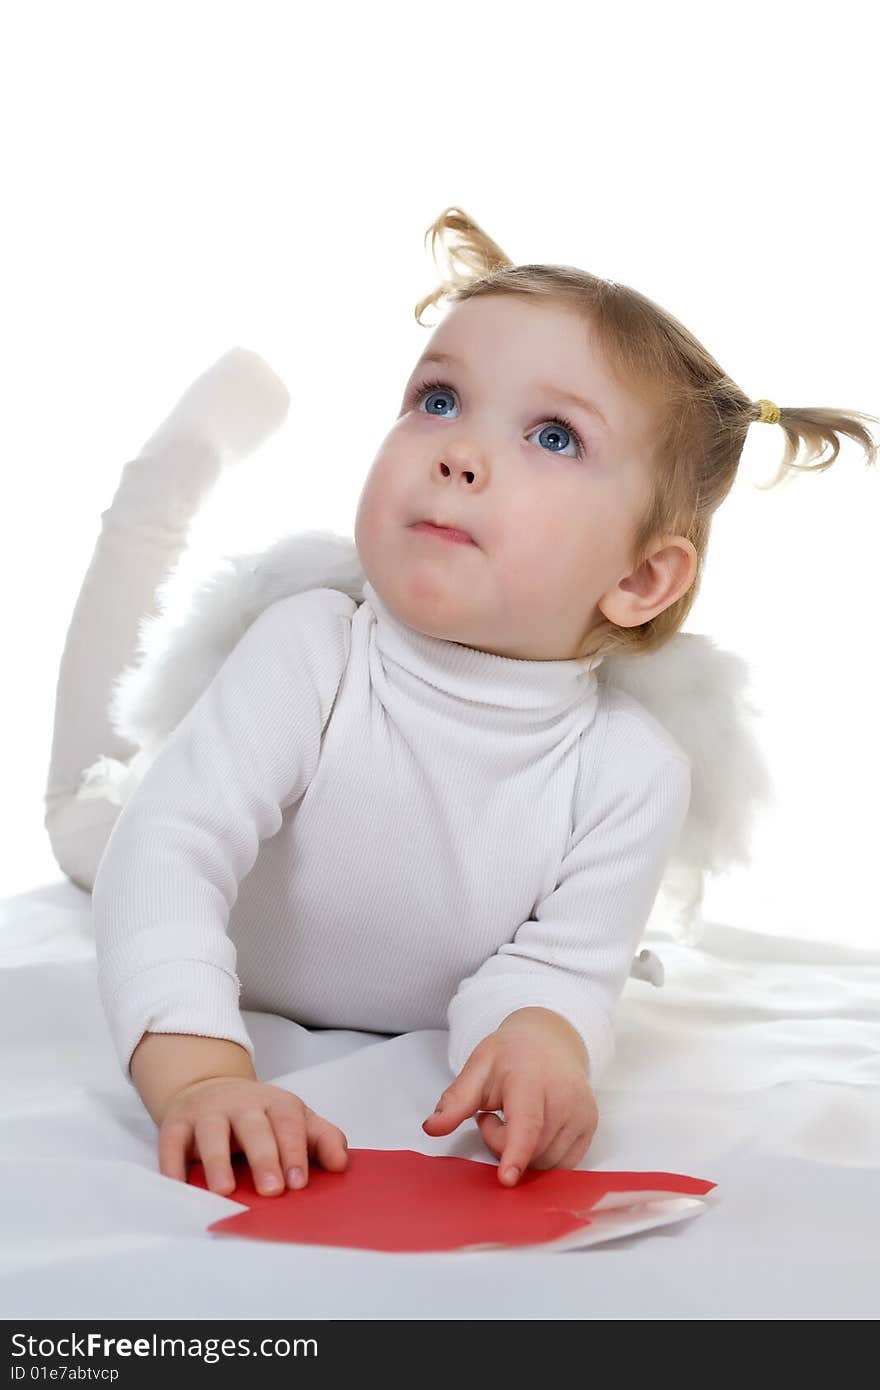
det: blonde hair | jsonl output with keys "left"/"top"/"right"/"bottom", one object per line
{"left": 414, "top": 206, "right": 879, "bottom": 662}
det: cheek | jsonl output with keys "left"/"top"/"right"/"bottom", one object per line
{"left": 492, "top": 520, "right": 574, "bottom": 602}
{"left": 354, "top": 471, "right": 384, "bottom": 552}
{"left": 355, "top": 454, "right": 409, "bottom": 548}
{"left": 500, "top": 488, "right": 583, "bottom": 561}
{"left": 358, "top": 456, "right": 391, "bottom": 515}
{"left": 496, "top": 493, "right": 624, "bottom": 595}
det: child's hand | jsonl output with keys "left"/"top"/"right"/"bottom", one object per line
{"left": 157, "top": 1077, "right": 349, "bottom": 1197}
{"left": 422, "top": 1007, "right": 599, "bottom": 1184}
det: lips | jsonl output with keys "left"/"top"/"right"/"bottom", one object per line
{"left": 412, "top": 520, "right": 476, "bottom": 545}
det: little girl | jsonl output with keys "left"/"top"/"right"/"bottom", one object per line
{"left": 43, "top": 206, "right": 878, "bottom": 1202}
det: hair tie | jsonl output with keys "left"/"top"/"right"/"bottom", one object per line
{"left": 756, "top": 398, "right": 781, "bottom": 425}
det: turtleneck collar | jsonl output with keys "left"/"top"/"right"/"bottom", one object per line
{"left": 361, "top": 580, "right": 603, "bottom": 714}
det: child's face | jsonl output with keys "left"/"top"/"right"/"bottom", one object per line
{"left": 354, "top": 293, "right": 658, "bottom": 660}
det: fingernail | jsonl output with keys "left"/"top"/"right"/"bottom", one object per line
{"left": 262, "top": 1174, "right": 282, "bottom": 1191}
{"left": 503, "top": 1166, "right": 520, "bottom": 1183}
{"left": 287, "top": 1167, "right": 305, "bottom": 1188}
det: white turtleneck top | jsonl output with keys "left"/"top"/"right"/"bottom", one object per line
{"left": 91, "top": 580, "right": 691, "bottom": 1090}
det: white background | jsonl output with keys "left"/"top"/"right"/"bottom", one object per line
{"left": 1, "top": 0, "right": 877, "bottom": 944}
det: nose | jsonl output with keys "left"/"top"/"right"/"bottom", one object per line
{"left": 436, "top": 441, "right": 486, "bottom": 486}
{"left": 440, "top": 460, "right": 475, "bottom": 483}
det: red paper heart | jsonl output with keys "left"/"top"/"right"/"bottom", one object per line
{"left": 187, "top": 1149, "right": 716, "bottom": 1253}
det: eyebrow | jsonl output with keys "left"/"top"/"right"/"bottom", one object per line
{"left": 413, "top": 350, "right": 611, "bottom": 433}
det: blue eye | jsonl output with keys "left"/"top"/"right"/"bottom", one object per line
{"left": 417, "top": 381, "right": 457, "bottom": 417}
{"left": 409, "top": 378, "right": 586, "bottom": 460}
{"left": 530, "top": 420, "right": 582, "bottom": 458}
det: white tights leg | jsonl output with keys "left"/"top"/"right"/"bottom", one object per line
{"left": 43, "top": 347, "right": 290, "bottom": 892}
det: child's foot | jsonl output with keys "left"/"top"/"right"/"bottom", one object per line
{"left": 106, "top": 346, "right": 291, "bottom": 533}
{"left": 138, "top": 346, "right": 291, "bottom": 465}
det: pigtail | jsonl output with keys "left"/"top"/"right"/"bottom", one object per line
{"left": 750, "top": 402, "right": 879, "bottom": 491}
{"left": 414, "top": 206, "right": 514, "bottom": 326}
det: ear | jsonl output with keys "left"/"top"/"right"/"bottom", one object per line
{"left": 598, "top": 534, "right": 698, "bottom": 629}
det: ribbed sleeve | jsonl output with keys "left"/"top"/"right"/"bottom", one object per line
{"left": 445, "top": 737, "right": 692, "bottom": 1086}
{"left": 91, "top": 587, "right": 355, "bottom": 1083}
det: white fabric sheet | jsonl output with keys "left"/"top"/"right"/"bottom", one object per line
{"left": 1, "top": 877, "right": 878, "bottom": 1320}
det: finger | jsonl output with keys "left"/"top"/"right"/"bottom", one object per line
{"left": 478, "top": 1109, "right": 587, "bottom": 1176}
{"left": 529, "top": 1121, "right": 585, "bottom": 1171}
{"left": 266, "top": 1104, "right": 312, "bottom": 1189}
{"left": 496, "top": 1079, "right": 545, "bottom": 1184}
{"left": 530, "top": 1094, "right": 599, "bottom": 1170}
{"left": 474, "top": 1109, "right": 507, "bottom": 1157}
{"left": 422, "top": 1055, "right": 493, "bottom": 1135}
{"left": 305, "top": 1111, "right": 349, "bottom": 1175}
{"left": 191, "top": 1113, "right": 237, "bottom": 1195}
{"left": 157, "top": 1117, "right": 193, "bottom": 1184}
{"left": 554, "top": 1129, "right": 594, "bottom": 1171}
{"left": 546, "top": 1097, "right": 599, "bottom": 1170}
{"left": 477, "top": 1107, "right": 558, "bottom": 1173}
{"left": 228, "top": 1108, "right": 285, "bottom": 1196}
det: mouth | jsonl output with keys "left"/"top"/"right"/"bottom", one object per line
{"left": 411, "top": 519, "right": 477, "bottom": 546}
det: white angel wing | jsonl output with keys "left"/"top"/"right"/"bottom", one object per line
{"left": 76, "top": 529, "right": 366, "bottom": 805}
{"left": 601, "top": 633, "right": 775, "bottom": 943}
